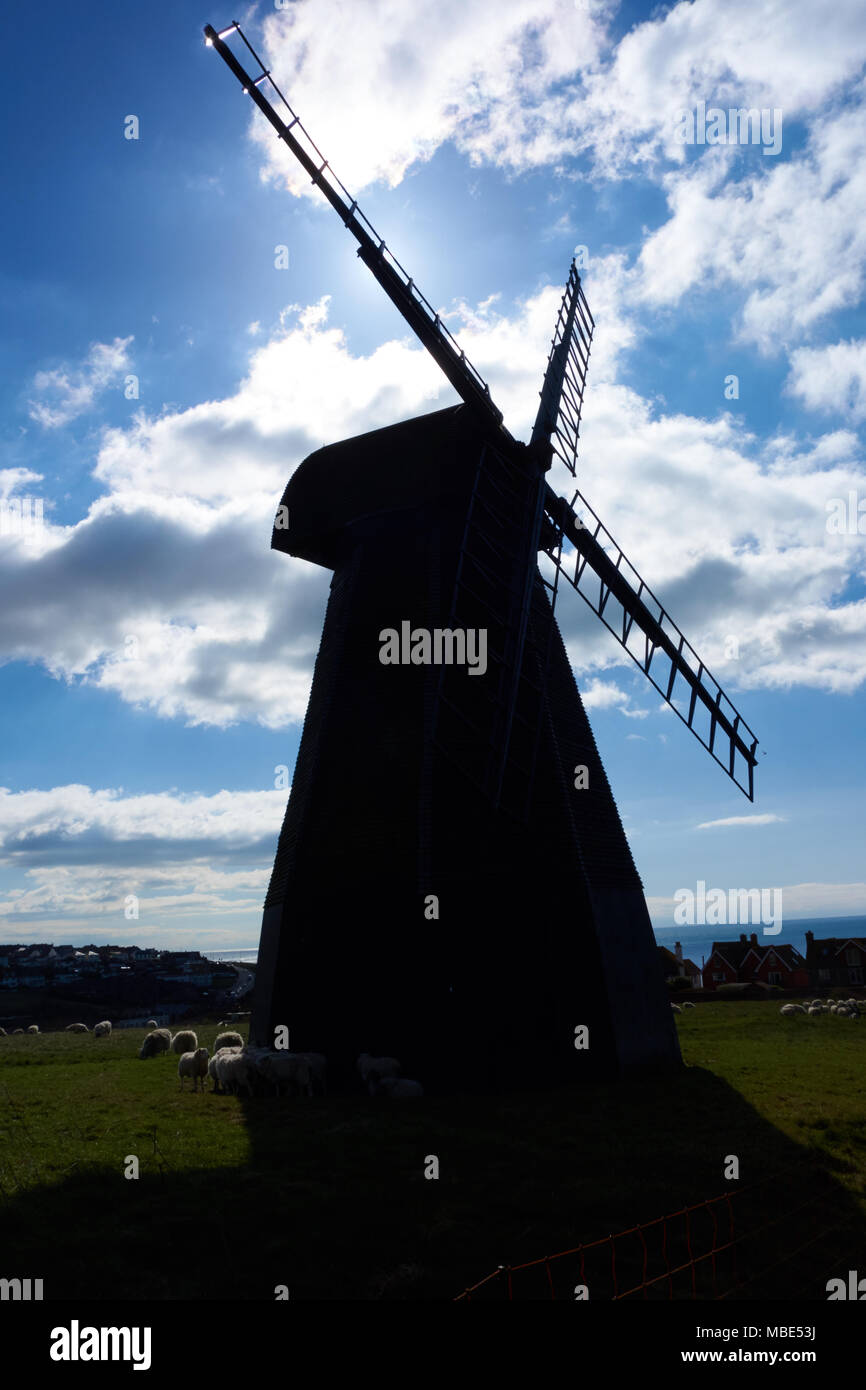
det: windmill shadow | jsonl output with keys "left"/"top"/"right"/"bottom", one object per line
{"left": 3, "top": 1060, "right": 865, "bottom": 1301}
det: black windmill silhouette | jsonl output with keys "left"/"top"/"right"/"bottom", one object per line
{"left": 205, "top": 24, "right": 759, "bottom": 1089}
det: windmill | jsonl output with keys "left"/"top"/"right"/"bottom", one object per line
{"left": 204, "top": 23, "right": 759, "bottom": 1091}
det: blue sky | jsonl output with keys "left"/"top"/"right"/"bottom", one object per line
{"left": 1, "top": 0, "right": 865, "bottom": 948}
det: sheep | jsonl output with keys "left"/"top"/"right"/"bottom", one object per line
{"left": 93, "top": 1020, "right": 112, "bottom": 1037}
{"left": 170, "top": 1029, "right": 197, "bottom": 1055}
{"left": 177, "top": 1047, "right": 209, "bottom": 1092}
{"left": 213, "top": 1030, "right": 244, "bottom": 1055}
{"left": 214, "top": 1050, "right": 255, "bottom": 1098}
{"left": 208, "top": 1044, "right": 242, "bottom": 1091}
{"left": 256, "top": 1051, "right": 312, "bottom": 1097}
{"left": 357, "top": 1053, "right": 401, "bottom": 1088}
{"left": 780, "top": 1004, "right": 802, "bottom": 1016}
{"left": 26, "top": 1024, "right": 40, "bottom": 1034}
{"left": 146, "top": 1019, "right": 159, "bottom": 1029}
{"left": 139, "top": 1029, "right": 172, "bottom": 1059}
{"left": 0, "top": 1027, "right": 5, "bottom": 1036}
{"left": 375, "top": 1076, "right": 424, "bottom": 1099}
{"left": 670, "top": 1003, "right": 682, "bottom": 1014}
{"left": 65, "top": 1022, "right": 89, "bottom": 1033}
{"left": 297, "top": 1051, "right": 327, "bottom": 1094}
{"left": 12, "top": 1028, "right": 23, "bottom": 1034}
{"left": 807, "top": 1005, "right": 823, "bottom": 1015}
{"left": 681, "top": 1001, "right": 696, "bottom": 1009}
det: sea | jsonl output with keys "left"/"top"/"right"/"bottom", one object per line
{"left": 203, "top": 949, "right": 259, "bottom": 964}
{"left": 653, "top": 915, "right": 866, "bottom": 969}
{"left": 204, "top": 916, "right": 866, "bottom": 970}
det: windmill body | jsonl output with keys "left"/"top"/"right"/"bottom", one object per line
{"left": 205, "top": 22, "right": 759, "bottom": 1090}
{"left": 255, "top": 405, "right": 679, "bottom": 1088}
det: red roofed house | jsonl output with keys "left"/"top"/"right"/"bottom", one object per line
{"left": 702, "top": 932, "right": 809, "bottom": 991}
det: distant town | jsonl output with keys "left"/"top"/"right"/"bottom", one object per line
{"left": 0, "top": 942, "right": 253, "bottom": 1029}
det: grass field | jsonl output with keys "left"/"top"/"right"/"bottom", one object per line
{"left": 1, "top": 1003, "right": 864, "bottom": 1300}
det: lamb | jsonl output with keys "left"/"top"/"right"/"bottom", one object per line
{"left": 139, "top": 1029, "right": 172, "bottom": 1059}
{"left": 213, "top": 1030, "right": 244, "bottom": 1055}
{"left": 357, "top": 1053, "right": 401, "bottom": 1088}
{"left": 256, "top": 1051, "right": 312, "bottom": 1097}
{"left": 177, "top": 1047, "right": 209, "bottom": 1092}
{"left": 65, "top": 1023, "right": 89, "bottom": 1033}
{"left": 297, "top": 1051, "right": 327, "bottom": 1094}
{"left": 26, "top": 1024, "right": 40, "bottom": 1034}
{"left": 375, "top": 1077, "right": 424, "bottom": 1099}
{"left": 93, "top": 1020, "right": 112, "bottom": 1037}
{"left": 170, "top": 1029, "right": 197, "bottom": 1055}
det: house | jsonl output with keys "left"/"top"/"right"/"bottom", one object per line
{"left": 702, "top": 933, "right": 809, "bottom": 991}
{"left": 658, "top": 941, "right": 702, "bottom": 989}
{"left": 805, "top": 932, "right": 866, "bottom": 990}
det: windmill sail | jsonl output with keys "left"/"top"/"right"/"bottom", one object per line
{"left": 542, "top": 485, "right": 759, "bottom": 798}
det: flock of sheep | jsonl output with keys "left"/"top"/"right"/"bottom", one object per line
{"left": 136, "top": 1028, "right": 424, "bottom": 1099}
{"left": 780, "top": 998, "right": 862, "bottom": 1018}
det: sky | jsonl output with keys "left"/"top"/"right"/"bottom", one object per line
{"left": 1, "top": 0, "right": 864, "bottom": 950}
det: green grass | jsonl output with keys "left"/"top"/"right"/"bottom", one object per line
{"left": 1, "top": 1005, "right": 864, "bottom": 1300}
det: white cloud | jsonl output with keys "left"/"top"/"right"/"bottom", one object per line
{"left": 251, "top": 0, "right": 607, "bottom": 195}
{"left": 28, "top": 337, "right": 133, "bottom": 429}
{"left": 787, "top": 339, "right": 866, "bottom": 422}
{"left": 634, "top": 94, "right": 866, "bottom": 352}
{"left": 696, "top": 813, "right": 786, "bottom": 829}
{"left": 245, "top": 0, "right": 866, "bottom": 193}
{"left": 0, "top": 784, "right": 285, "bottom": 855}
{"left": 0, "top": 785, "right": 287, "bottom": 925}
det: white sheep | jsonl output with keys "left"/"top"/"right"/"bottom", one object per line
{"left": 170, "top": 1029, "right": 197, "bottom": 1055}
{"left": 807, "top": 1005, "right": 823, "bottom": 1015}
{"left": 93, "top": 1020, "right": 112, "bottom": 1037}
{"left": 780, "top": 1004, "right": 803, "bottom": 1016}
{"left": 12, "top": 1028, "right": 23, "bottom": 1034}
{"left": 213, "top": 1030, "right": 244, "bottom": 1055}
{"left": 375, "top": 1077, "right": 424, "bottom": 1099}
{"left": 670, "top": 1003, "right": 682, "bottom": 1014}
{"left": 681, "top": 1001, "right": 696, "bottom": 1009}
{"left": 257, "top": 1052, "right": 312, "bottom": 1097}
{"left": 26, "top": 1024, "right": 40, "bottom": 1034}
{"left": 215, "top": 1050, "right": 255, "bottom": 1098}
{"left": 357, "top": 1053, "right": 401, "bottom": 1087}
{"left": 65, "top": 1022, "right": 89, "bottom": 1033}
{"left": 139, "top": 1029, "right": 172, "bottom": 1059}
{"left": 177, "top": 1046, "right": 209, "bottom": 1092}
{"left": 208, "top": 1044, "right": 242, "bottom": 1092}
{"left": 146, "top": 1019, "right": 159, "bottom": 1029}
{"left": 297, "top": 1051, "right": 327, "bottom": 1094}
